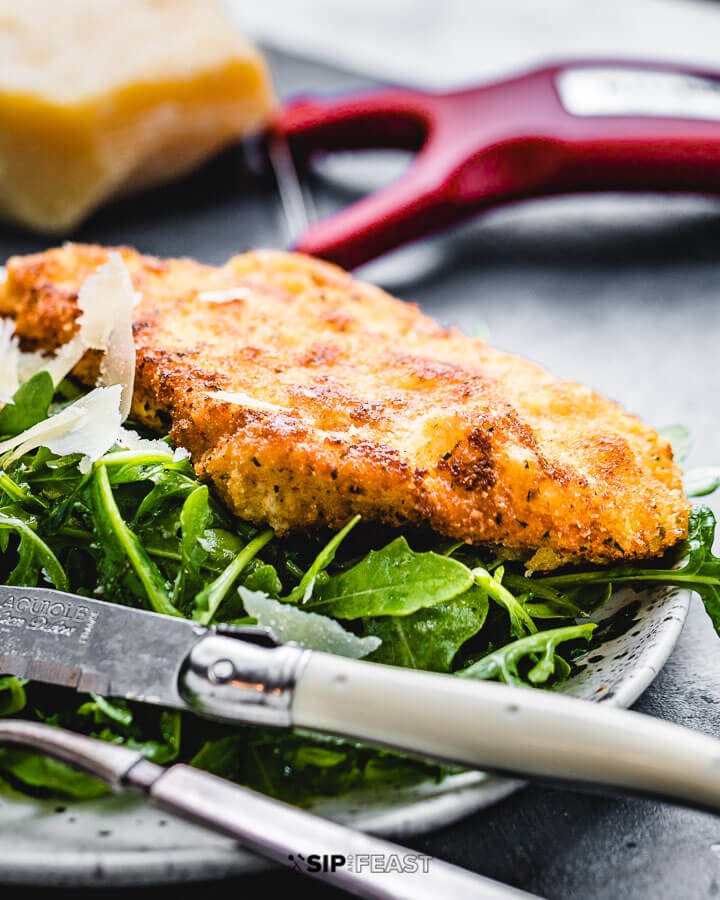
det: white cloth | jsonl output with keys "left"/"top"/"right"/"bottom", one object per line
{"left": 224, "top": 0, "right": 720, "bottom": 89}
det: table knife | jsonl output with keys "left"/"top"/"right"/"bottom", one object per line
{"left": 1, "top": 583, "right": 720, "bottom": 816}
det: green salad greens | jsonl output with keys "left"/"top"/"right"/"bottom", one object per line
{"left": 0, "top": 373, "right": 719, "bottom": 806}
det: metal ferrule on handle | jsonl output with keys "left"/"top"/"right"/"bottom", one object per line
{"left": 180, "top": 631, "right": 312, "bottom": 727}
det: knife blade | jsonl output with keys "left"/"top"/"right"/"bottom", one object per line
{"left": 4, "top": 582, "right": 720, "bottom": 816}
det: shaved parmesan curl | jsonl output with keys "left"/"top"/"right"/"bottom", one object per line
{"left": 0, "top": 385, "right": 123, "bottom": 472}
{"left": 12, "top": 254, "right": 138, "bottom": 420}
{"left": 77, "top": 252, "right": 138, "bottom": 422}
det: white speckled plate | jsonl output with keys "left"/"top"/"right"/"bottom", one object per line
{"left": 0, "top": 585, "right": 690, "bottom": 887}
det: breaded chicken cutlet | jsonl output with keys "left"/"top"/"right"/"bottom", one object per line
{"left": 0, "top": 243, "right": 690, "bottom": 570}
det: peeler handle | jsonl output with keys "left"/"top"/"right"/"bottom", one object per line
{"left": 274, "top": 88, "right": 433, "bottom": 155}
{"left": 276, "top": 60, "right": 720, "bottom": 269}
{"left": 526, "top": 60, "right": 720, "bottom": 200}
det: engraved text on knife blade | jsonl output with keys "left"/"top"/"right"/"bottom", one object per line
{"left": 0, "top": 586, "right": 201, "bottom": 708}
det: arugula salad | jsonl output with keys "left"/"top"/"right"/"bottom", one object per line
{"left": 0, "top": 365, "right": 719, "bottom": 806}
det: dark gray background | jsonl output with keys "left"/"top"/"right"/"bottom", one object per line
{"left": 5, "top": 46, "right": 720, "bottom": 900}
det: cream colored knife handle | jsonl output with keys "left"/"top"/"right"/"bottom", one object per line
{"left": 293, "top": 651, "right": 720, "bottom": 813}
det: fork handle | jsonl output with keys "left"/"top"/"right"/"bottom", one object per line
{"left": 139, "top": 763, "right": 537, "bottom": 900}
{"left": 0, "top": 720, "right": 538, "bottom": 899}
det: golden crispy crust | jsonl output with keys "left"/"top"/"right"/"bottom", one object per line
{"left": 0, "top": 242, "right": 690, "bottom": 569}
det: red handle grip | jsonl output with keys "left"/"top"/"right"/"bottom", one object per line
{"left": 274, "top": 60, "right": 720, "bottom": 270}
{"left": 275, "top": 88, "right": 432, "bottom": 154}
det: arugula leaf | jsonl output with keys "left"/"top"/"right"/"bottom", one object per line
{"left": 684, "top": 466, "right": 720, "bottom": 498}
{"left": 89, "top": 465, "right": 180, "bottom": 616}
{"left": 192, "top": 529, "right": 274, "bottom": 624}
{"left": 308, "top": 536, "right": 474, "bottom": 619}
{"left": 119, "top": 710, "right": 182, "bottom": 765}
{"left": 363, "top": 583, "right": 489, "bottom": 672}
{"left": 659, "top": 424, "right": 690, "bottom": 465}
{"left": 196, "top": 528, "right": 256, "bottom": 569}
{"left": 0, "top": 371, "right": 53, "bottom": 437}
{"left": 0, "top": 511, "right": 68, "bottom": 589}
{"left": 131, "top": 464, "right": 199, "bottom": 521}
{"left": 292, "top": 745, "right": 349, "bottom": 770}
{"left": 172, "top": 485, "right": 212, "bottom": 611}
{"left": 459, "top": 623, "right": 596, "bottom": 686}
{"left": 472, "top": 565, "right": 537, "bottom": 637}
{"left": 0, "top": 676, "right": 26, "bottom": 716}
{"left": 77, "top": 694, "right": 134, "bottom": 727}
{"left": 13, "top": 450, "right": 87, "bottom": 508}
{"left": 285, "top": 514, "right": 361, "bottom": 604}
{"left": 0, "top": 471, "right": 46, "bottom": 510}
{"left": 189, "top": 730, "right": 445, "bottom": 805}
{"left": 524, "top": 583, "right": 612, "bottom": 620}
{"left": 527, "top": 505, "right": 720, "bottom": 636}
{"left": 0, "top": 748, "right": 109, "bottom": 799}
{"left": 242, "top": 562, "right": 283, "bottom": 597}
{"left": 502, "top": 575, "right": 610, "bottom": 619}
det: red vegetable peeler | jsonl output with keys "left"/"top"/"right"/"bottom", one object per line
{"left": 271, "top": 59, "right": 720, "bottom": 270}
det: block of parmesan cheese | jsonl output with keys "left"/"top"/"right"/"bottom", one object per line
{"left": 0, "top": 0, "right": 276, "bottom": 232}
